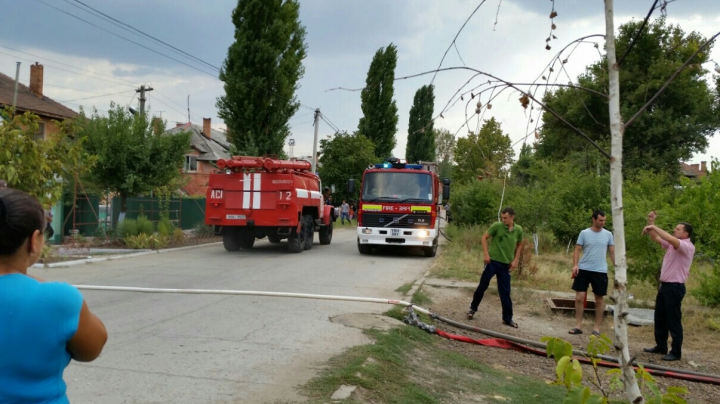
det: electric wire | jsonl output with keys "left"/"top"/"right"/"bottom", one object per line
{"left": 0, "top": 46, "right": 137, "bottom": 87}
{"left": 58, "top": 90, "right": 135, "bottom": 103}
{"left": 66, "top": 0, "right": 220, "bottom": 71}
{"left": 34, "top": 0, "right": 220, "bottom": 78}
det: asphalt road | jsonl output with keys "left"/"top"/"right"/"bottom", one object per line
{"left": 35, "top": 227, "right": 434, "bottom": 404}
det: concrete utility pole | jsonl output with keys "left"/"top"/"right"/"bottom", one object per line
{"left": 136, "top": 85, "right": 154, "bottom": 115}
{"left": 12, "top": 62, "right": 21, "bottom": 116}
{"left": 311, "top": 108, "right": 320, "bottom": 175}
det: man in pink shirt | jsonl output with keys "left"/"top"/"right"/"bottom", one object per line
{"left": 641, "top": 211, "right": 695, "bottom": 361}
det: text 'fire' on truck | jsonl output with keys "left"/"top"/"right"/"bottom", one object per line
{"left": 347, "top": 158, "right": 450, "bottom": 257}
{"left": 205, "top": 156, "right": 334, "bottom": 253}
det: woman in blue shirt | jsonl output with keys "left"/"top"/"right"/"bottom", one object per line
{"left": 0, "top": 188, "right": 108, "bottom": 403}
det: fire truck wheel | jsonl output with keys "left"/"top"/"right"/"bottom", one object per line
{"left": 268, "top": 235, "right": 282, "bottom": 243}
{"left": 239, "top": 230, "right": 255, "bottom": 249}
{"left": 288, "top": 226, "right": 305, "bottom": 253}
{"left": 423, "top": 238, "right": 438, "bottom": 257}
{"left": 303, "top": 215, "right": 314, "bottom": 250}
{"left": 358, "top": 242, "right": 372, "bottom": 255}
{"left": 222, "top": 229, "right": 242, "bottom": 252}
{"left": 319, "top": 222, "right": 333, "bottom": 245}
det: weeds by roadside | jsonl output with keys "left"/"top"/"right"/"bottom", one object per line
{"left": 295, "top": 308, "right": 567, "bottom": 404}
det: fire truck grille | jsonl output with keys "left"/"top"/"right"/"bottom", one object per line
{"left": 360, "top": 213, "right": 432, "bottom": 228}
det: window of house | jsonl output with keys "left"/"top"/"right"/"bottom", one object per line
{"left": 184, "top": 155, "right": 198, "bottom": 172}
{"left": 34, "top": 122, "right": 46, "bottom": 141}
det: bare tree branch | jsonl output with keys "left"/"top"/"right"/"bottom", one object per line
{"left": 617, "top": 0, "right": 659, "bottom": 66}
{"left": 430, "top": 0, "right": 488, "bottom": 84}
{"left": 625, "top": 30, "right": 720, "bottom": 129}
{"left": 396, "top": 66, "right": 611, "bottom": 159}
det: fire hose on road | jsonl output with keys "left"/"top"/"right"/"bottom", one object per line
{"left": 75, "top": 285, "right": 720, "bottom": 385}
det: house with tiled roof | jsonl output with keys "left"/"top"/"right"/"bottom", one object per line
{"left": 680, "top": 161, "right": 708, "bottom": 179}
{"left": 166, "top": 118, "right": 231, "bottom": 196}
{"left": 0, "top": 63, "right": 78, "bottom": 139}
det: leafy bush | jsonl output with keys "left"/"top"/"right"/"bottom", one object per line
{"left": 450, "top": 180, "right": 504, "bottom": 226}
{"left": 692, "top": 263, "right": 720, "bottom": 308}
{"left": 193, "top": 222, "right": 215, "bottom": 237}
{"left": 116, "top": 218, "right": 138, "bottom": 238}
{"left": 171, "top": 228, "right": 185, "bottom": 244}
{"left": 136, "top": 214, "right": 154, "bottom": 235}
{"left": 543, "top": 335, "right": 688, "bottom": 403}
{"left": 124, "top": 233, "right": 167, "bottom": 249}
{"left": 157, "top": 215, "right": 175, "bottom": 237}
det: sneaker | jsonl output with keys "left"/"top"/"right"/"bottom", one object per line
{"left": 466, "top": 310, "right": 476, "bottom": 320}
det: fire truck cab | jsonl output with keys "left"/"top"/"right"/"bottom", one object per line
{"left": 349, "top": 157, "right": 450, "bottom": 257}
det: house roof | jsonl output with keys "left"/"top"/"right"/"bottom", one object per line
{"left": 167, "top": 122, "right": 231, "bottom": 162}
{"left": 0, "top": 71, "right": 79, "bottom": 120}
{"left": 680, "top": 163, "right": 706, "bottom": 178}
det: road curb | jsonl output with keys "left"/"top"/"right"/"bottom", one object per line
{"left": 33, "top": 242, "right": 222, "bottom": 269}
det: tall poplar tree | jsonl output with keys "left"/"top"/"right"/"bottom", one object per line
{"left": 405, "top": 84, "right": 435, "bottom": 163}
{"left": 358, "top": 43, "right": 399, "bottom": 159}
{"left": 216, "top": 0, "right": 307, "bottom": 156}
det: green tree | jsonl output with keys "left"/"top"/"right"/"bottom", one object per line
{"left": 216, "top": 0, "right": 307, "bottom": 156}
{"left": 358, "top": 43, "right": 399, "bottom": 159}
{"left": 453, "top": 118, "right": 514, "bottom": 184}
{"left": 80, "top": 104, "right": 191, "bottom": 213}
{"left": 406, "top": 84, "right": 435, "bottom": 163}
{"left": 537, "top": 18, "right": 719, "bottom": 175}
{"left": 318, "top": 132, "right": 376, "bottom": 201}
{"left": 510, "top": 143, "right": 536, "bottom": 186}
{"left": 0, "top": 108, "right": 91, "bottom": 207}
{"left": 435, "top": 128, "right": 455, "bottom": 180}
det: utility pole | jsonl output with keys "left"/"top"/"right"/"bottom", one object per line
{"left": 12, "top": 62, "right": 21, "bottom": 116}
{"left": 136, "top": 84, "right": 154, "bottom": 115}
{"left": 311, "top": 108, "right": 320, "bottom": 175}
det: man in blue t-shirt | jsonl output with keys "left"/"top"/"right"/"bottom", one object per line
{"left": 569, "top": 210, "right": 615, "bottom": 336}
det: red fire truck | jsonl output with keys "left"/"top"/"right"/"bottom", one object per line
{"left": 205, "top": 156, "right": 334, "bottom": 253}
{"left": 349, "top": 157, "right": 450, "bottom": 257}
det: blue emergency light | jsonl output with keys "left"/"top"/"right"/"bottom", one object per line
{"left": 374, "top": 157, "right": 424, "bottom": 170}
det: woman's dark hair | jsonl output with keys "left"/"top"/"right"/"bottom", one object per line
{"left": 0, "top": 188, "right": 45, "bottom": 256}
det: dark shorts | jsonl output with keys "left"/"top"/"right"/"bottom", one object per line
{"left": 572, "top": 269, "right": 608, "bottom": 296}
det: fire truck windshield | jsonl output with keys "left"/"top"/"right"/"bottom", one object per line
{"left": 361, "top": 172, "right": 433, "bottom": 203}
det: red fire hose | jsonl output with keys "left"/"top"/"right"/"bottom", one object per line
{"left": 403, "top": 309, "right": 720, "bottom": 385}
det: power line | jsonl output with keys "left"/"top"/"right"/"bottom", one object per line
{"left": 58, "top": 90, "right": 134, "bottom": 103}
{"left": 0, "top": 45, "right": 137, "bottom": 87}
{"left": 319, "top": 113, "right": 341, "bottom": 133}
{"left": 34, "top": 0, "right": 219, "bottom": 78}
{"left": 65, "top": 0, "right": 220, "bottom": 72}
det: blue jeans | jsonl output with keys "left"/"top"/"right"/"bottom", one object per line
{"left": 470, "top": 260, "right": 513, "bottom": 322}
{"left": 341, "top": 212, "right": 350, "bottom": 224}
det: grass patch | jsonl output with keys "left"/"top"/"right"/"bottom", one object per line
{"left": 395, "top": 281, "right": 415, "bottom": 296}
{"left": 411, "top": 287, "right": 432, "bottom": 307}
{"left": 296, "top": 312, "right": 567, "bottom": 403}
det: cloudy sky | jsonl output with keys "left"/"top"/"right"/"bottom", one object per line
{"left": 1, "top": 0, "right": 719, "bottom": 166}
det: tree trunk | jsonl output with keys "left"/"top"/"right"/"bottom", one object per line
{"left": 604, "top": 1, "right": 643, "bottom": 402}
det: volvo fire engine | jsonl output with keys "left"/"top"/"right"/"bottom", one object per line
{"left": 349, "top": 157, "right": 450, "bottom": 257}
{"left": 205, "top": 156, "right": 334, "bottom": 253}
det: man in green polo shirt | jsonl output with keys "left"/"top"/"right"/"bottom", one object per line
{"left": 466, "top": 207, "right": 524, "bottom": 328}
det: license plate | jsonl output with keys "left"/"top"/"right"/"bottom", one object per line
{"left": 226, "top": 215, "right": 246, "bottom": 220}
{"left": 391, "top": 229, "right": 400, "bottom": 236}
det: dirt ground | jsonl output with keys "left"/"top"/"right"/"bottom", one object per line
{"left": 419, "top": 281, "right": 720, "bottom": 404}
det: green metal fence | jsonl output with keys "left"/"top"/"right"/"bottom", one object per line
{"left": 111, "top": 197, "right": 206, "bottom": 230}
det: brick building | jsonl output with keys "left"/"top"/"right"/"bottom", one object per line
{"left": 0, "top": 63, "right": 78, "bottom": 137}
{"left": 166, "top": 118, "right": 231, "bottom": 196}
